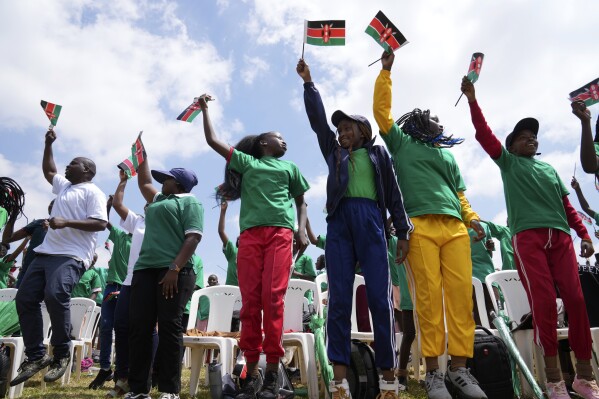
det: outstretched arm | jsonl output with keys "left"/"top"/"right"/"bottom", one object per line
{"left": 571, "top": 177, "right": 597, "bottom": 218}
{"left": 461, "top": 77, "right": 502, "bottom": 159}
{"left": 198, "top": 94, "right": 230, "bottom": 159}
{"left": 373, "top": 51, "right": 397, "bottom": 135}
{"left": 1, "top": 212, "right": 30, "bottom": 244}
{"left": 572, "top": 101, "right": 598, "bottom": 174}
{"left": 4, "top": 236, "right": 30, "bottom": 263}
{"left": 218, "top": 201, "right": 229, "bottom": 245}
{"left": 42, "top": 130, "right": 58, "bottom": 184}
{"left": 562, "top": 195, "right": 594, "bottom": 258}
{"left": 137, "top": 152, "right": 158, "bottom": 203}
{"left": 113, "top": 170, "right": 131, "bottom": 221}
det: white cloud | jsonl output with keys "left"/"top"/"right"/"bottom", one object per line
{"left": 305, "top": 173, "right": 327, "bottom": 201}
{"left": 241, "top": 55, "right": 270, "bottom": 85}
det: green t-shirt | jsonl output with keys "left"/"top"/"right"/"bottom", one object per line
{"left": 94, "top": 267, "right": 108, "bottom": 305}
{"left": 228, "top": 150, "right": 310, "bottom": 232}
{"left": 293, "top": 254, "right": 316, "bottom": 303}
{"left": 316, "top": 235, "right": 326, "bottom": 250}
{"left": 0, "top": 258, "right": 14, "bottom": 289}
{"left": 72, "top": 268, "right": 102, "bottom": 299}
{"left": 594, "top": 142, "right": 599, "bottom": 157}
{"left": 185, "top": 255, "right": 204, "bottom": 315}
{"left": 494, "top": 148, "right": 570, "bottom": 236}
{"left": 469, "top": 221, "right": 495, "bottom": 282}
{"left": 107, "top": 226, "right": 131, "bottom": 285}
{"left": 486, "top": 221, "right": 515, "bottom": 271}
{"left": 345, "top": 148, "right": 377, "bottom": 201}
{"left": 387, "top": 236, "right": 413, "bottom": 310}
{"left": 381, "top": 123, "right": 466, "bottom": 219}
{"left": 593, "top": 212, "right": 599, "bottom": 225}
{"left": 223, "top": 240, "right": 239, "bottom": 286}
{"left": 0, "top": 207, "right": 7, "bottom": 231}
{"left": 135, "top": 193, "right": 204, "bottom": 271}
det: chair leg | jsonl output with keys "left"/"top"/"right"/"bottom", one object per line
{"left": 188, "top": 347, "right": 205, "bottom": 397}
{"left": 513, "top": 330, "right": 535, "bottom": 398}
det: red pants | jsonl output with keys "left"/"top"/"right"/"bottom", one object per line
{"left": 237, "top": 226, "right": 293, "bottom": 364}
{"left": 513, "top": 228, "right": 591, "bottom": 358}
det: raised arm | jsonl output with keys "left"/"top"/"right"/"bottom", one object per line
{"left": 112, "top": 170, "right": 131, "bottom": 221}
{"left": 137, "top": 152, "right": 158, "bottom": 203}
{"left": 570, "top": 177, "right": 597, "bottom": 217}
{"left": 1, "top": 212, "right": 30, "bottom": 244}
{"left": 572, "top": 101, "right": 598, "bottom": 174}
{"left": 461, "top": 77, "right": 502, "bottom": 159}
{"left": 218, "top": 201, "right": 229, "bottom": 245}
{"left": 198, "top": 94, "right": 230, "bottom": 158}
{"left": 42, "top": 130, "right": 58, "bottom": 184}
{"left": 296, "top": 59, "right": 337, "bottom": 157}
{"left": 373, "top": 51, "right": 397, "bottom": 135}
{"left": 4, "top": 236, "right": 30, "bottom": 263}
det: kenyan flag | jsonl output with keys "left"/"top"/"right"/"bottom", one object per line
{"left": 304, "top": 20, "right": 345, "bottom": 46}
{"left": 466, "top": 53, "right": 484, "bottom": 83}
{"left": 365, "top": 11, "right": 408, "bottom": 53}
{"left": 569, "top": 78, "right": 599, "bottom": 107}
{"left": 117, "top": 132, "right": 146, "bottom": 178}
{"left": 177, "top": 100, "right": 202, "bottom": 123}
{"left": 40, "top": 100, "right": 62, "bottom": 126}
{"left": 577, "top": 211, "right": 593, "bottom": 226}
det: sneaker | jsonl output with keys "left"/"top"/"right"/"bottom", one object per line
{"left": 158, "top": 394, "right": 180, "bottom": 399}
{"left": 397, "top": 376, "right": 408, "bottom": 392}
{"left": 123, "top": 393, "right": 151, "bottom": 399}
{"left": 235, "top": 374, "right": 263, "bottom": 399}
{"left": 89, "top": 368, "right": 114, "bottom": 389}
{"left": 257, "top": 370, "right": 279, "bottom": 399}
{"left": 425, "top": 370, "right": 451, "bottom": 399}
{"left": 376, "top": 378, "right": 399, "bottom": 398}
{"left": 106, "top": 378, "right": 130, "bottom": 398}
{"left": 329, "top": 379, "right": 352, "bottom": 399}
{"left": 546, "top": 380, "right": 572, "bottom": 399}
{"left": 43, "top": 356, "right": 71, "bottom": 382}
{"left": 9, "top": 354, "right": 52, "bottom": 386}
{"left": 446, "top": 367, "right": 488, "bottom": 399}
{"left": 573, "top": 375, "right": 599, "bottom": 399}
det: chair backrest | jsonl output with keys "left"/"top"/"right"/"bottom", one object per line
{"left": 472, "top": 277, "right": 491, "bottom": 329}
{"left": 0, "top": 288, "right": 18, "bottom": 302}
{"left": 314, "top": 273, "right": 328, "bottom": 318}
{"left": 70, "top": 297, "right": 96, "bottom": 340}
{"left": 84, "top": 304, "right": 102, "bottom": 339}
{"left": 41, "top": 301, "right": 52, "bottom": 339}
{"left": 187, "top": 285, "right": 241, "bottom": 332}
{"left": 351, "top": 274, "right": 373, "bottom": 332}
{"left": 485, "top": 270, "right": 530, "bottom": 325}
{"left": 283, "top": 279, "right": 317, "bottom": 332}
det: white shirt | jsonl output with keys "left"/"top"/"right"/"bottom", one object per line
{"left": 120, "top": 210, "right": 145, "bottom": 286}
{"left": 35, "top": 174, "right": 108, "bottom": 268}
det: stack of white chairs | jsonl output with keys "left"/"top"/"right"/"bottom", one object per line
{"left": 282, "top": 279, "right": 319, "bottom": 398}
{"left": 184, "top": 285, "right": 241, "bottom": 398}
{"left": 0, "top": 288, "right": 23, "bottom": 399}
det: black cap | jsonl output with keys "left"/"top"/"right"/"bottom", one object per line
{"left": 505, "top": 117, "right": 539, "bottom": 149}
{"left": 331, "top": 110, "right": 372, "bottom": 136}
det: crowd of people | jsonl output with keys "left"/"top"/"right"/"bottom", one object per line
{"left": 1, "top": 50, "right": 599, "bottom": 399}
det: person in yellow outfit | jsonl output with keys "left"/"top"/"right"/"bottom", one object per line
{"left": 373, "top": 51, "right": 487, "bottom": 399}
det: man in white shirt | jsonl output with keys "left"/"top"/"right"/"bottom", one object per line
{"left": 11, "top": 129, "right": 108, "bottom": 386}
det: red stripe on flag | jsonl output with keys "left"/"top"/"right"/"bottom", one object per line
{"left": 181, "top": 109, "right": 196, "bottom": 121}
{"left": 306, "top": 27, "right": 345, "bottom": 38}
{"left": 134, "top": 139, "right": 144, "bottom": 165}
{"left": 369, "top": 17, "right": 386, "bottom": 35}
{"left": 122, "top": 159, "right": 136, "bottom": 176}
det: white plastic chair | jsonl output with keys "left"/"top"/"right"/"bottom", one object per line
{"left": 472, "top": 277, "right": 491, "bottom": 329}
{"left": 0, "top": 288, "right": 24, "bottom": 399}
{"left": 350, "top": 275, "right": 375, "bottom": 343}
{"left": 282, "top": 279, "right": 319, "bottom": 398}
{"left": 183, "top": 285, "right": 241, "bottom": 398}
{"left": 314, "top": 273, "right": 328, "bottom": 318}
{"left": 82, "top": 305, "right": 101, "bottom": 360}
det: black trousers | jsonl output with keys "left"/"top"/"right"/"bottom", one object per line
{"left": 128, "top": 267, "right": 195, "bottom": 394}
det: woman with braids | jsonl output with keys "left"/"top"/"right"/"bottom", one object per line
{"left": 297, "top": 58, "right": 412, "bottom": 399}
{"left": 197, "top": 94, "right": 309, "bottom": 399}
{"left": 462, "top": 78, "right": 599, "bottom": 399}
{"left": 374, "top": 52, "right": 487, "bottom": 399}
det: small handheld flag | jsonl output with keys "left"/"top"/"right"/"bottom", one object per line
{"left": 117, "top": 132, "right": 146, "bottom": 179}
{"left": 304, "top": 20, "right": 346, "bottom": 47}
{"left": 578, "top": 211, "right": 593, "bottom": 226}
{"left": 569, "top": 78, "right": 599, "bottom": 107}
{"left": 365, "top": 11, "right": 408, "bottom": 53}
{"left": 455, "top": 52, "right": 485, "bottom": 106}
{"left": 40, "top": 100, "right": 62, "bottom": 128}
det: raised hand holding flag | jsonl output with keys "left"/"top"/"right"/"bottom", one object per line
{"left": 40, "top": 100, "right": 62, "bottom": 129}
{"left": 117, "top": 132, "right": 146, "bottom": 178}
{"left": 569, "top": 78, "right": 599, "bottom": 107}
{"left": 455, "top": 52, "right": 485, "bottom": 106}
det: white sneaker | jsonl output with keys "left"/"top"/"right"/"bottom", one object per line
{"left": 158, "top": 394, "right": 180, "bottom": 399}
{"left": 377, "top": 377, "right": 399, "bottom": 398}
{"left": 330, "top": 378, "right": 352, "bottom": 399}
{"left": 446, "top": 367, "right": 487, "bottom": 399}
{"left": 546, "top": 380, "right": 572, "bottom": 399}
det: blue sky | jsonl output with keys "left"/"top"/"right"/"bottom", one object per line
{"left": 2, "top": 0, "right": 599, "bottom": 283}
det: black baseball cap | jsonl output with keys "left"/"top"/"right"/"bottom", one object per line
{"left": 331, "top": 110, "right": 372, "bottom": 135}
{"left": 505, "top": 117, "right": 539, "bottom": 148}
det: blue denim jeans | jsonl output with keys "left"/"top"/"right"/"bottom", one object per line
{"left": 99, "top": 283, "right": 120, "bottom": 369}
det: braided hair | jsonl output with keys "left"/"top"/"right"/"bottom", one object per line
{"left": 396, "top": 108, "right": 464, "bottom": 148}
{"left": 215, "top": 132, "right": 272, "bottom": 202}
{"left": 334, "top": 121, "right": 372, "bottom": 182}
{"left": 0, "top": 177, "right": 26, "bottom": 222}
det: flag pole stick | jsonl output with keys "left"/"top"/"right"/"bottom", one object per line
{"left": 454, "top": 93, "right": 464, "bottom": 107}
{"left": 301, "top": 42, "right": 305, "bottom": 59}
{"left": 368, "top": 57, "right": 382, "bottom": 67}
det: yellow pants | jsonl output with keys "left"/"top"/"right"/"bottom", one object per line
{"left": 405, "top": 214, "right": 474, "bottom": 358}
